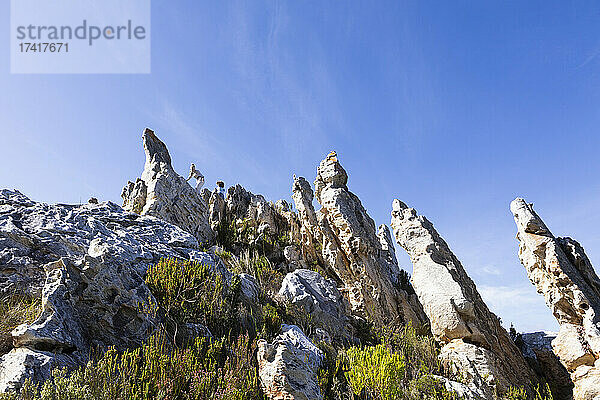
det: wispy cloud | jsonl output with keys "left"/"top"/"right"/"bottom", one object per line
{"left": 479, "top": 283, "right": 558, "bottom": 332}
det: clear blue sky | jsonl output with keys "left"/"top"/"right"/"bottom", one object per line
{"left": 2, "top": 1, "right": 599, "bottom": 332}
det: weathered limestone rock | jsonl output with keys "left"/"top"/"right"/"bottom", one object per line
{"left": 439, "top": 340, "right": 505, "bottom": 400}
{"left": 291, "top": 156, "right": 426, "bottom": 328}
{"left": 122, "top": 128, "right": 214, "bottom": 245}
{"left": 257, "top": 324, "right": 323, "bottom": 400}
{"left": 571, "top": 360, "right": 600, "bottom": 400}
{"left": 209, "top": 184, "right": 301, "bottom": 269}
{"left": 0, "top": 189, "right": 216, "bottom": 392}
{"left": 279, "top": 269, "right": 349, "bottom": 339}
{"left": 511, "top": 198, "right": 600, "bottom": 400}
{"left": 239, "top": 272, "right": 260, "bottom": 303}
{"left": 391, "top": 199, "right": 537, "bottom": 398}
{"left": 225, "top": 185, "right": 280, "bottom": 236}
{"left": 0, "top": 348, "right": 76, "bottom": 393}
{"left": 432, "top": 375, "right": 486, "bottom": 400}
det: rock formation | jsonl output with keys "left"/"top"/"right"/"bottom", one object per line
{"left": 511, "top": 198, "right": 600, "bottom": 400}
{"left": 0, "top": 189, "right": 218, "bottom": 391}
{"left": 121, "top": 128, "right": 214, "bottom": 245}
{"left": 257, "top": 324, "right": 324, "bottom": 400}
{"left": 279, "top": 269, "right": 349, "bottom": 340}
{"left": 207, "top": 183, "right": 303, "bottom": 270}
{"left": 291, "top": 156, "right": 426, "bottom": 328}
{"left": 391, "top": 199, "right": 537, "bottom": 398}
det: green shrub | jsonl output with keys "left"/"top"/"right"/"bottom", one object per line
{"left": 503, "top": 384, "right": 554, "bottom": 400}
{"left": 145, "top": 258, "right": 241, "bottom": 340}
{"left": 8, "top": 332, "right": 263, "bottom": 400}
{"left": 234, "top": 250, "right": 284, "bottom": 297}
{"left": 380, "top": 323, "right": 442, "bottom": 380}
{"left": 405, "top": 376, "right": 461, "bottom": 400}
{"left": 2, "top": 256, "right": 265, "bottom": 400}
{"left": 342, "top": 344, "right": 405, "bottom": 400}
{"left": 0, "top": 295, "right": 40, "bottom": 355}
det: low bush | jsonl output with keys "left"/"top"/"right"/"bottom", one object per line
{"left": 145, "top": 257, "right": 241, "bottom": 340}
{"left": 5, "top": 332, "right": 263, "bottom": 400}
{"left": 0, "top": 294, "right": 40, "bottom": 355}
{"left": 342, "top": 343, "right": 405, "bottom": 400}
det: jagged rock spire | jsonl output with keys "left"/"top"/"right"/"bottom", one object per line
{"left": 391, "top": 199, "right": 538, "bottom": 398}
{"left": 511, "top": 198, "right": 600, "bottom": 400}
{"left": 292, "top": 154, "right": 427, "bottom": 328}
{"left": 121, "top": 128, "right": 214, "bottom": 245}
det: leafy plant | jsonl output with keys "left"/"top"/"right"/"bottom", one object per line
{"left": 342, "top": 343, "right": 405, "bottom": 400}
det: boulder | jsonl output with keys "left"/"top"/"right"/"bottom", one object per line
{"left": 0, "top": 189, "right": 216, "bottom": 392}
{"left": 121, "top": 128, "right": 214, "bottom": 245}
{"left": 391, "top": 199, "right": 538, "bottom": 398}
{"left": 511, "top": 198, "right": 600, "bottom": 400}
{"left": 257, "top": 324, "right": 323, "bottom": 400}
{"left": 239, "top": 272, "right": 260, "bottom": 303}
{"left": 279, "top": 269, "right": 348, "bottom": 338}
{"left": 0, "top": 348, "right": 76, "bottom": 393}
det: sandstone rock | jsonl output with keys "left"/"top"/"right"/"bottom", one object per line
{"left": 392, "top": 199, "right": 537, "bottom": 397}
{"left": 571, "top": 359, "right": 600, "bottom": 400}
{"left": 511, "top": 198, "right": 600, "bottom": 400}
{"left": 210, "top": 183, "right": 300, "bottom": 268}
{"left": 552, "top": 324, "right": 597, "bottom": 371}
{"left": 257, "top": 324, "right": 323, "bottom": 400}
{"left": 291, "top": 156, "right": 426, "bottom": 328}
{"left": 226, "top": 185, "right": 279, "bottom": 236}
{"left": 377, "top": 224, "right": 399, "bottom": 274}
{"left": 121, "top": 128, "right": 214, "bottom": 245}
{"left": 279, "top": 269, "right": 348, "bottom": 338}
{"left": 0, "top": 189, "right": 216, "bottom": 392}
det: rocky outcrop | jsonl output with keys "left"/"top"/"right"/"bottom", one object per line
{"left": 0, "top": 189, "right": 217, "bottom": 391}
{"left": 257, "top": 324, "right": 323, "bottom": 400}
{"left": 208, "top": 183, "right": 303, "bottom": 269}
{"left": 511, "top": 198, "right": 600, "bottom": 400}
{"left": 291, "top": 156, "right": 426, "bottom": 328}
{"left": 391, "top": 199, "right": 537, "bottom": 398}
{"left": 279, "top": 269, "right": 349, "bottom": 340}
{"left": 121, "top": 128, "right": 214, "bottom": 245}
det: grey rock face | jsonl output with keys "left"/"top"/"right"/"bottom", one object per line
{"left": 239, "top": 273, "right": 260, "bottom": 303}
{"left": 279, "top": 269, "right": 348, "bottom": 339}
{"left": 122, "top": 128, "right": 214, "bottom": 245}
{"left": 511, "top": 198, "right": 600, "bottom": 400}
{"left": 0, "top": 348, "right": 77, "bottom": 393}
{"left": 391, "top": 199, "right": 537, "bottom": 398}
{"left": 291, "top": 156, "right": 426, "bottom": 328}
{"left": 0, "top": 189, "right": 214, "bottom": 392}
{"left": 257, "top": 324, "right": 323, "bottom": 400}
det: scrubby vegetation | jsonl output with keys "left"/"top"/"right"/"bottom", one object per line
{"left": 0, "top": 295, "right": 40, "bottom": 355}
{"left": 317, "top": 323, "right": 462, "bottom": 400}
{"left": 0, "top": 258, "right": 553, "bottom": 400}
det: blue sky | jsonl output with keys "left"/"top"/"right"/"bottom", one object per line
{"left": 2, "top": 1, "right": 599, "bottom": 332}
